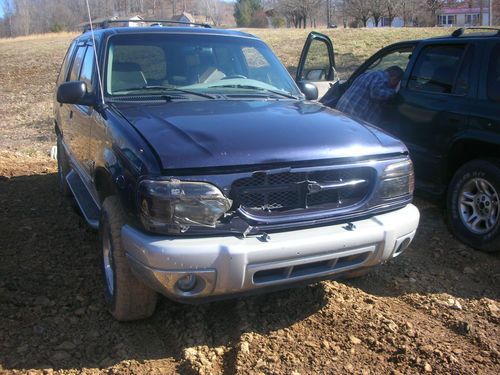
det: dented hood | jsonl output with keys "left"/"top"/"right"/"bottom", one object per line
{"left": 112, "top": 100, "right": 406, "bottom": 171}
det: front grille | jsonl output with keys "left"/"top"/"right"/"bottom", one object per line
{"left": 230, "top": 167, "right": 374, "bottom": 214}
{"left": 252, "top": 251, "right": 371, "bottom": 284}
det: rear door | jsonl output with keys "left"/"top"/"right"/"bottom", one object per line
{"left": 62, "top": 42, "right": 96, "bottom": 178}
{"left": 468, "top": 42, "right": 500, "bottom": 148}
{"left": 296, "top": 32, "right": 337, "bottom": 100}
{"left": 70, "top": 44, "right": 96, "bottom": 178}
{"left": 61, "top": 44, "right": 86, "bottom": 165}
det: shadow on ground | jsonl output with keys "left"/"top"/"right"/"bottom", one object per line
{"left": 0, "top": 173, "right": 327, "bottom": 371}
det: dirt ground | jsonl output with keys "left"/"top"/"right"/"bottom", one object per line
{"left": 0, "top": 30, "right": 499, "bottom": 375}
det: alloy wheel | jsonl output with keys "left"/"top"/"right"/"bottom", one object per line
{"left": 459, "top": 177, "right": 499, "bottom": 234}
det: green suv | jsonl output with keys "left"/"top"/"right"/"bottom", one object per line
{"left": 299, "top": 28, "right": 500, "bottom": 252}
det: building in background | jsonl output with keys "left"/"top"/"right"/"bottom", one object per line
{"left": 171, "top": 11, "right": 196, "bottom": 25}
{"left": 366, "top": 17, "right": 406, "bottom": 27}
{"left": 436, "top": 0, "right": 492, "bottom": 27}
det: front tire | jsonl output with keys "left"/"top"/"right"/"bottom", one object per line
{"left": 447, "top": 159, "right": 500, "bottom": 252}
{"left": 99, "top": 196, "right": 158, "bottom": 321}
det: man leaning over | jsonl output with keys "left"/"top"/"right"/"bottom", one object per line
{"left": 336, "top": 66, "right": 404, "bottom": 125}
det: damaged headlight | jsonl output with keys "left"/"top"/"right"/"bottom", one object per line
{"left": 138, "top": 179, "right": 232, "bottom": 234}
{"left": 378, "top": 159, "right": 415, "bottom": 199}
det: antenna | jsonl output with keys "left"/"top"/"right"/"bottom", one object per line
{"left": 85, "top": 0, "right": 105, "bottom": 106}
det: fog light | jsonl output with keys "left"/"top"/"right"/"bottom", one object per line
{"left": 394, "top": 237, "right": 411, "bottom": 256}
{"left": 176, "top": 274, "right": 197, "bottom": 292}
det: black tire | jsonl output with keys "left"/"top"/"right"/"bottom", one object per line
{"left": 99, "top": 196, "right": 158, "bottom": 321}
{"left": 57, "top": 135, "right": 72, "bottom": 197}
{"left": 447, "top": 159, "right": 500, "bottom": 253}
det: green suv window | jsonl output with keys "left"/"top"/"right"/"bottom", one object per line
{"left": 408, "top": 44, "right": 466, "bottom": 94}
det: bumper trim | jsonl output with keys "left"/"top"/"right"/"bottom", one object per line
{"left": 122, "top": 204, "right": 420, "bottom": 302}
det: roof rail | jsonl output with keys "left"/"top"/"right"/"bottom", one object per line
{"left": 81, "top": 18, "right": 212, "bottom": 32}
{"left": 451, "top": 27, "right": 500, "bottom": 37}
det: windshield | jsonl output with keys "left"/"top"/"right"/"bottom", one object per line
{"left": 105, "top": 33, "right": 300, "bottom": 98}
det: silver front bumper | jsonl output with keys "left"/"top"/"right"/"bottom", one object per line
{"left": 122, "top": 204, "right": 419, "bottom": 302}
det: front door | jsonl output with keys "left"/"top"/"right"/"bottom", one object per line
{"left": 340, "top": 42, "right": 417, "bottom": 135}
{"left": 62, "top": 43, "right": 95, "bottom": 179}
{"left": 296, "top": 32, "right": 337, "bottom": 100}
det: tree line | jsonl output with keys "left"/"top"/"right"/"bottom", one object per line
{"left": 0, "top": 0, "right": 231, "bottom": 37}
{"left": 1, "top": 0, "right": 498, "bottom": 38}
{"left": 235, "top": 0, "right": 497, "bottom": 28}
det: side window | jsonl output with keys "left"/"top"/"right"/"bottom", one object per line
{"left": 408, "top": 44, "right": 466, "bottom": 94}
{"left": 487, "top": 43, "right": 500, "bottom": 102}
{"left": 57, "top": 41, "right": 77, "bottom": 85}
{"left": 69, "top": 46, "right": 87, "bottom": 82}
{"left": 79, "top": 46, "right": 95, "bottom": 91}
{"left": 365, "top": 47, "right": 414, "bottom": 75}
{"left": 300, "top": 39, "right": 332, "bottom": 81}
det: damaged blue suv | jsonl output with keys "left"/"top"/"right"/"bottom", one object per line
{"left": 54, "top": 21, "right": 419, "bottom": 321}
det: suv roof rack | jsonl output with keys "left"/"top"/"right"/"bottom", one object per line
{"left": 451, "top": 27, "right": 500, "bottom": 37}
{"left": 81, "top": 18, "right": 212, "bottom": 32}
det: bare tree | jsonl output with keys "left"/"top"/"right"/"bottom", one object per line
{"left": 369, "top": 0, "right": 386, "bottom": 26}
{"left": 344, "top": 0, "right": 371, "bottom": 27}
{"left": 385, "top": 0, "right": 402, "bottom": 26}
{"left": 198, "top": 0, "right": 223, "bottom": 26}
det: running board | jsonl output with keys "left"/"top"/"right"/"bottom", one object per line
{"left": 66, "top": 170, "right": 100, "bottom": 229}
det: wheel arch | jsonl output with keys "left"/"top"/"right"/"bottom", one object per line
{"left": 94, "top": 167, "right": 118, "bottom": 204}
{"left": 446, "top": 138, "right": 500, "bottom": 182}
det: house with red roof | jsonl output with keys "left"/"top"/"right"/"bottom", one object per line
{"left": 437, "top": 0, "right": 492, "bottom": 27}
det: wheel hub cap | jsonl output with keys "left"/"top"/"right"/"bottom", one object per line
{"left": 459, "top": 177, "right": 499, "bottom": 234}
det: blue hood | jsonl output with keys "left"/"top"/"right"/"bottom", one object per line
{"left": 112, "top": 99, "right": 406, "bottom": 171}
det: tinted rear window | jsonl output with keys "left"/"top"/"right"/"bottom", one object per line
{"left": 408, "top": 44, "right": 466, "bottom": 94}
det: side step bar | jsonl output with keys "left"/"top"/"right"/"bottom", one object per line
{"left": 66, "top": 170, "right": 100, "bottom": 229}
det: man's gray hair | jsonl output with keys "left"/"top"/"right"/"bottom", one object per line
{"left": 385, "top": 66, "right": 404, "bottom": 80}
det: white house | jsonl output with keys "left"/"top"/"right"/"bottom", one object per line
{"left": 436, "top": 0, "right": 491, "bottom": 27}
{"left": 171, "top": 12, "right": 197, "bottom": 26}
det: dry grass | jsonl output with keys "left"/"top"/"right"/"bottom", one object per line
{"left": 0, "top": 31, "right": 78, "bottom": 44}
{"left": 0, "top": 27, "right": 448, "bottom": 158}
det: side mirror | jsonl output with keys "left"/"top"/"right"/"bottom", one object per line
{"left": 57, "top": 81, "right": 95, "bottom": 106}
{"left": 296, "top": 81, "right": 318, "bottom": 101}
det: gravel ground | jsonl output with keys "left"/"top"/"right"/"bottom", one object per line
{"left": 0, "top": 30, "right": 499, "bottom": 375}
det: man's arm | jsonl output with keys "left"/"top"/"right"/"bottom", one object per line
{"left": 369, "top": 74, "right": 396, "bottom": 101}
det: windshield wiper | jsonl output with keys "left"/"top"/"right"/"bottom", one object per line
{"left": 115, "top": 85, "right": 216, "bottom": 99}
{"left": 214, "top": 84, "right": 298, "bottom": 100}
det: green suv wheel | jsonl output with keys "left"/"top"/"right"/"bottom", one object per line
{"left": 447, "top": 159, "right": 500, "bottom": 252}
